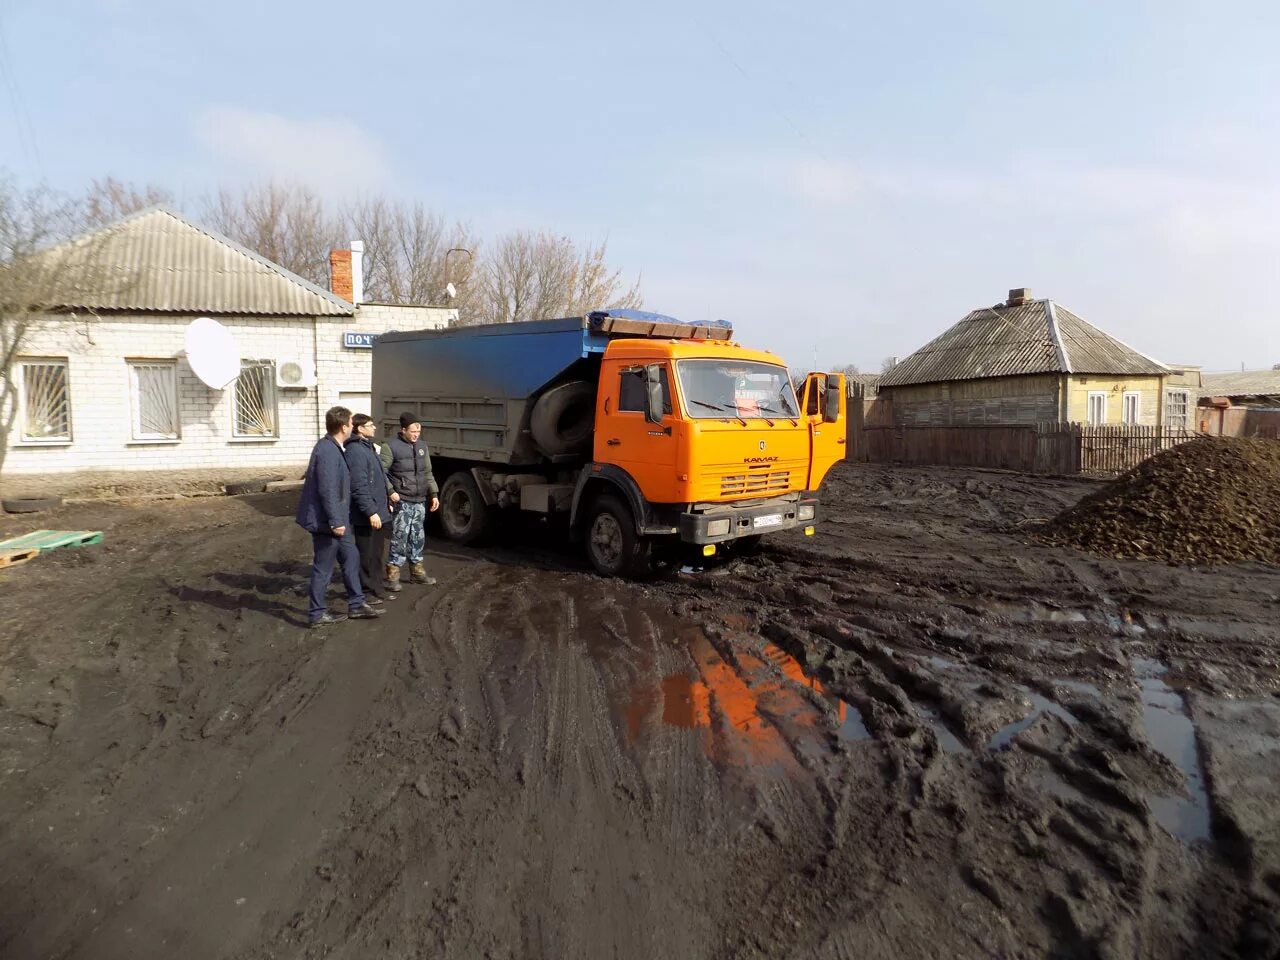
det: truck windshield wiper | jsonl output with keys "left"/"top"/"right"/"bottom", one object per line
{"left": 755, "top": 402, "right": 794, "bottom": 426}
{"left": 690, "top": 399, "right": 748, "bottom": 426}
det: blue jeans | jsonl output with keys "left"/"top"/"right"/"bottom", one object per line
{"left": 388, "top": 501, "right": 426, "bottom": 566}
{"left": 309, "top": 529, "right": 365, "bottom": 621}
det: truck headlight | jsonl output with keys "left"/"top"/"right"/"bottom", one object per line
{"left": 798, "top": 504, "right": 815, "bottom": 521}
{"left": 706, "top": 518, "right": 731, "bottom": 537}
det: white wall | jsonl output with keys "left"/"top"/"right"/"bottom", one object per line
{"left": 2, "top": 304, "right": 455, "bottom": 477}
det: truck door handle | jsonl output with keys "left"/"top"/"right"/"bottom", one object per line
{"left": 606, "top": 438, "right": 621, "bottom": 446}
{"left": 837, "top": 437, "right": 846, "bottom": 444}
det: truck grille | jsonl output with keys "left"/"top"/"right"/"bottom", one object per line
{"left": 720, "top": 470, "right": 792, "bottom": 496}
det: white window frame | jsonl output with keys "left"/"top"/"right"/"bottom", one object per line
{"left": 1122, "top": 391, "right": 1140, "bottom": 425}
{"left": 127, "top": 359, "right": 180, "bottom": 441}
{"left": 16, "top": 357, "right": 73, "bottom": 444}
{"left": 1165, "top": 388, "right": 1190, "bottom": 429}
{"left": 1087, "top": 391, "right": 1107, "bottom": 426}
{"left": 232, "top": 360, "right": 279, "bottom": 440}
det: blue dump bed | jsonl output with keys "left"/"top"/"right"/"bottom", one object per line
{"left": 371, "top": 311, "right": 732, "bottom": 464}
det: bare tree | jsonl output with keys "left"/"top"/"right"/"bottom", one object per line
{"left": 880, "top": 355, "right": 898, "bottom": 373}
{"left": 348, "top": 198, "right": 476, "bottom": 308}
{"left": 0, "top": 178, "right": 121, "bottom": 474}
{"left": 79, "top": 177, "right": 174, "bottom": 229}
{"left": 201, "top": 182, "right": 344, "bottom": 288}
{"left": 833, "top": 362, "right": 860, "bottom": 376}
{"left": 471, "top": 231, "right": 641, "bottom": 325}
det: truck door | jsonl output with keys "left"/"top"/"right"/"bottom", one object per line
{"left": 597, "top": 361, "right": 677, "bottom": 499}
{"left": 800, "top": 372, "right": 847, "bottom": 489}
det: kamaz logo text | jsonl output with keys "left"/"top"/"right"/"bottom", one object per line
{"left": 743, "top": 456, "right": 779, "bottom": 463}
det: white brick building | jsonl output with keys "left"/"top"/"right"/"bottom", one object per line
{"left": 3, "top": 208, "right": 455, "bottom": 478}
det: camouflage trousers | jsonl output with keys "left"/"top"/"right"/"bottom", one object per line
{"left": 388, "top": 501, "right": 426, "bottom": 566}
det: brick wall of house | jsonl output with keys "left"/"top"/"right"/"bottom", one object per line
{"left": 2, "top": 304, "right": 455, "bottom": 477}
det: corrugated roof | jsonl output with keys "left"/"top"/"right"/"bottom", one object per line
{"left": 880, "top": 298, "right": 1168, "bottom": 388}
{"left": 1200, "top": 370, "right": 1280, "bottom": 398}
{"left": 33, "top": 207, "right": 354, "bottom": 316}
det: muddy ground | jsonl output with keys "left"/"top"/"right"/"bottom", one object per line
{"left": 1, "top": 462, "right": 1277, "bottom": 959}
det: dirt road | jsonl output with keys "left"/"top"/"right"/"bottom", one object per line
{"left": 1, "top": 463, "right": 1277, "bottom": 958}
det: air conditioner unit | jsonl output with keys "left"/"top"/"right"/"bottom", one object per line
{"left": 276, "top": 358, "right": 317, "bottom": 389}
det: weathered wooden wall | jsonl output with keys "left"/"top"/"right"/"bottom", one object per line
{"left": 882, "top": 374, "right": 1060, "bottom": 427}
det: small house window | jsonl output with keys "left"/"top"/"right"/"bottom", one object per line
{"left": 233, "top": 361, "right": 278, "bottom": 438}
{"left": 17, "top": 358, "right": 71, "bottom": 442}
{"left": 128, "top": 360, "right": 180, "bottom": 440}
{"left": 1122, "top": 392, "right": 1140, "bottom": 425}
{"left": 1087, "top": 391, "right": 1107, "bottom": 426}
{"left": 1165, "top": 389, "right": 1189, "bottom": 429}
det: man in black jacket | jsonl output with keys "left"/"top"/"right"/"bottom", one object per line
{"left": 295, "top": 406, "right": 384, "bottom": 628}
{"left": 345, "top": 413, "right": 397, "bottom": 603}
{"left": 380, "top": 411, "right": 440, "bottom": 587}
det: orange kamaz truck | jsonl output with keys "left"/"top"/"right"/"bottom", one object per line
{"left": 371, "top": 310, "right": 846, "bottom": 577}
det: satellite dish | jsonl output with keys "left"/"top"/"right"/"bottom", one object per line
{"left": 445, "top": 282, "right": 457, "bottom": 301}
{"left": 184, "top": 317, "right": 241, "bottom": 389}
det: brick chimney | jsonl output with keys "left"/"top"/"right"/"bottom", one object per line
{"left": 1007, "top": 287, "right": 1031, "bottom": 307}
{"left": 329, "top": 249, "right": 353, "bottom": 302}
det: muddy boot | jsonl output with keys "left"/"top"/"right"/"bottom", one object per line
{"left": 384, "top": 564, "right": 403, "bottom": 593}
{"left": 409, "top": 561, "right": 437, "bottom": 586}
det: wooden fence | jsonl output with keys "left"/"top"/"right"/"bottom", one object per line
{"left": 857, "top": 422, "right": 1198, "bottom": 476}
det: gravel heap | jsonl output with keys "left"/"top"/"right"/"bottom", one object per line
{"left": 1042, "top": 437, "right": 1280, "bottom": 565}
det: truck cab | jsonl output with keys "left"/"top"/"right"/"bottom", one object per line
{"left": 576, "top": 337, "right": 846, "bottom": 575}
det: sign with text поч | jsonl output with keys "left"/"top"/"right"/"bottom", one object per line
{"left": 343, "top": 332, "right": 376, "bottom": 349}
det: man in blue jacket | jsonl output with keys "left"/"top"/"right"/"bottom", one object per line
{"left": 295, "top": 406, "right": 384, "bottom": 628}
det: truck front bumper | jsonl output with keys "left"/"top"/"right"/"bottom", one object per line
{"left": 677, "top": 493, "right": 819, "bottom": 545}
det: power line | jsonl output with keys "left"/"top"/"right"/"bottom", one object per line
{"left": 0, "top": 9, "right": 43, "bottom": 172}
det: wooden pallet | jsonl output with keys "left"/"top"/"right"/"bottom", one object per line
{"left": 0, "top": 547, "right": 39, "bottom": 569}
{"left": 0, "top": 529, "right": 104, "bottom": 553}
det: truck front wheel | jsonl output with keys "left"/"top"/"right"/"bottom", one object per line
{"left": 439, "top": 472, "right": 496, "bottom": 545}
{"left": 585, "top": 494, "right": 652, "bottom": 578}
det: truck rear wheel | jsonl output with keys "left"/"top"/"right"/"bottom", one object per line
{"left": 585, "top": 494, "right": 652, "bottom": 578}
{"left": 439, "top": 472, "right": 496, "bottom": 545}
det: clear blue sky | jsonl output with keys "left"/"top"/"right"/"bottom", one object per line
{"left": 3, "top": 0, "right": 1277, "bottom": 372}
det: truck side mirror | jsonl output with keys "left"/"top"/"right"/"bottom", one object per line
{"left": 823, "top": 374, "right": 842, "bottom": 423}
{"left": 644, "top": 364, "right": 664, "bottom": 424}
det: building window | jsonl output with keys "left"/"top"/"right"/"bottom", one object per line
{"left": 1087, "top": 391, "right": 1107, "bottom": 426}
{"left": 233, "top": 361, "right": 278, "bottom": 438}
{"left": 1165, "top": 389, "right": 1190, "bottom": 429}
{"left": 128, "top": 360, "right": 180, "bottom": 440}
{"left": 1122, "top": 392, "right": 1140, "bottom": 425}
{"left": 17, "top": 358, "right": 71, "bottom": 442}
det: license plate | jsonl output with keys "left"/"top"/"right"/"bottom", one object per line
{"left": 753, "top": 513, "right": 783, "bottom": 529}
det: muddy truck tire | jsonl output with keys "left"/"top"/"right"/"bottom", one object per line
{"left": 530, "top": 380, "right": 596, "bottom": 458}
{"left": 2, "top": 496, "right": 62, "bottom": 514}
{"left": 439, "top": 472, "right": 497, "bottom": 545}
{"left": 585, "top": 494, "right": 653, "bottom": 578}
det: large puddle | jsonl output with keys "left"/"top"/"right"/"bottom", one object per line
{"left": 1131, "top": 657, "right": 1212, "bottom": 844}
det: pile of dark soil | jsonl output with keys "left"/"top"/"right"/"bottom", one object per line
{"left": 1042, "top": 436, "right": 1280, "bottom": 565}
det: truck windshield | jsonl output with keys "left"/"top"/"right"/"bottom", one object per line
{"left": 675, "top": 360, "right": 799, "bottom": 420}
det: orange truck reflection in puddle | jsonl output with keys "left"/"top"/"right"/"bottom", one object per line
{"left": 625, "top": 630, "right": 867, "bottom": 772}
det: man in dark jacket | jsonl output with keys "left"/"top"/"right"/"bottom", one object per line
{"left": 380, "top": 411, "right": 440, "bottom": 586}
{"left": 295, "top": 406, "right": 384, "bottom": 628}
{"left": 345, "top": 413, "right": 397, "bottom": 603}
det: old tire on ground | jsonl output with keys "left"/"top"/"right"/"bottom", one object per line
{"left": 439, "top": 472, "right": 497, "bottom": 545}
{"left": 585, "top": 494, "right": 652, "bottom": 578}
{"left": 2, "top": 496, "right": 62, "bottom": 514}
{"left": 530, "top": 381, "right": 596, "bottom": 458}
{"left": 223, "top": 476, "right": 282, "bottom": 496}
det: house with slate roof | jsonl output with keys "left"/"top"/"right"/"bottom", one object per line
{"left": 4, "top": 207, "right": 455, "bottom": 478}
{"left": 878, "top": 288, "right": 1187, "bottom": 428}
